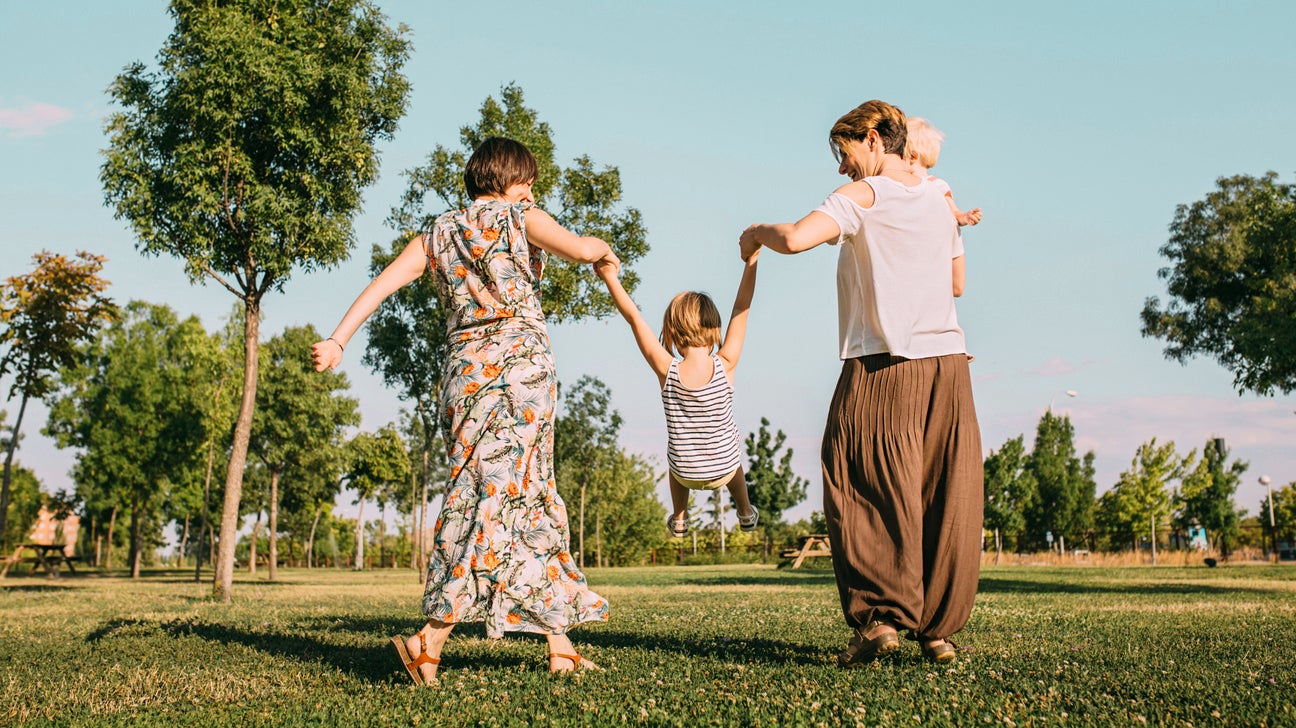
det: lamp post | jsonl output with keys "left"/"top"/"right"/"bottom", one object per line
{"left": 1260, "top": 475, "right": 1274, "bottom": 559}
{"left": 1048, "top": 389, "right": 1078, "bottom": 412}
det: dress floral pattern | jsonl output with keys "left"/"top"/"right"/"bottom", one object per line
{"left": 420, "top": 200, "right": 608, "bottom": 638}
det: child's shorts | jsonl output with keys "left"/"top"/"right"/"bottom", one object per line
{"left": 671, "top": 467, "right": 739, "bottom": 491}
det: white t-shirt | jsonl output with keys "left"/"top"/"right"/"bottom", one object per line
{"left": 815, "top": 175, "right": 966, "bottom": 360}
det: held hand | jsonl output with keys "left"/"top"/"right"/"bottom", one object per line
{"left": 963, "top": 208, "right": 982, "bottom": 226}
{"left": 311, "top": 338, "right": 343, "bottom": 372}
{"left": 739, "top": 225, "right": 762, "bottom": 261}
{"left": 593, "top": 258, "right": 619, "bottom": 282}
{"left": 744, "top": 247, "right": 761, "bottom": 265}
{"left": 595, "top": 248, "right": 621, "bottom": 275}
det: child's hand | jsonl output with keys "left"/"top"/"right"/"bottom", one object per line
{"left": 593, "top": 258, "right": 619, "bottom": 282}
{"left": 744, "top": 247, "right": 760, "bottom": 265}
{"left": 738, "top": 225, "right": 762, "bottom": 261}
{"left": 959, "top": 208, "right": 982, "bottom": 226}
{"left": 311, "top": 338, "right": 343, "bottom": 372}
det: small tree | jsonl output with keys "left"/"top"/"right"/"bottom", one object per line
{"left": 101, "top": 0, "right": 411, "bottom": 602}
{"left": 1142, "top": 173, "right": 1296, "bottom": 395}
{"left": 0, "top": 251, "right": 116, "bottom": 549}
{"left": 1259, "top": 482, "right": 1296, "bottom": 548}
{"left": 344, "top": 424, "right": 410, "bottom": 570}
{"left": 983, "top": 435, "right": 1038, "bottom": 562}
{"left": 1024, "top": 411, "right": 1096, "bottom": 553}
{"left": 743, "top": 417, "right": 809, "bottom": 525}
{"left": 554, "top": 376, "right": 622, "bottom": 569}
{"left": 1174, "top": 438, "right": 1247, "bottom": 556}
{"left": 1097, "top": 439, "right": 1187, "bottom": 562}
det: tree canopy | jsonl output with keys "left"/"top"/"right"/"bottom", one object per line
{"left": 1142, "top": 172, "right": 1296, "bottom": 395}
{"left": 743, "top": 417, "right": 809, "bottom": 525}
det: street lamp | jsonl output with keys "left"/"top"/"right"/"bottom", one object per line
{"left": 1048, "top": 389, "right": 1078, "bottom": 412}
{"left": 1260, "top": 475, "right": 1274, "bottom": 558}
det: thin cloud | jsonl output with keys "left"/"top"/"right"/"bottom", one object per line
{"left": 0, "top": 101, "right": 74, "bottom": 138}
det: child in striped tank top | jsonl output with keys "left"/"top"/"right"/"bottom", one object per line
{"left": 595, "top": 252, "right": 760, "bottom": 538}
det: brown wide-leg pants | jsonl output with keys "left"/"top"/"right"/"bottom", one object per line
{"left": 821, "top": 352, "right": 983, "bottom": 640}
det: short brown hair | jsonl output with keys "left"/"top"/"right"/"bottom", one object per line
{"left": 464, "top": 137, "right": 538, "bottom": 200}
{"left": 660, "top": 292, "right": 722, "bottom": 356}
{"left": 829, "top": 100, "right": 907, "bottom": 161}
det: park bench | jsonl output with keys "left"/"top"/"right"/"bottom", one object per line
{"left": 1, "top": 507, "right": 80, "bottom": 579}
{"left": 780, "top": 534, "right": 832, "bottom": 569}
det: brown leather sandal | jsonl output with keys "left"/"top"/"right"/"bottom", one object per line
{"left": 392, "top": 633, "right": 441, "bottom": 685}
{"left": 837, "top": 620, "right": 900, "bottom": 668}
{"left": 548, "top": 651, "right": 603, "bottom": 674}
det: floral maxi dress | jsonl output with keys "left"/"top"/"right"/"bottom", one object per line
{"left": 420, "top": 200, "right": 608, "bottom": 638}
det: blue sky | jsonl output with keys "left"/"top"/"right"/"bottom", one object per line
{"left": 2, "top": 0, "right": 1294, "bottom": 526}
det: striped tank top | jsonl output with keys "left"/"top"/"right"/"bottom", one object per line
{"left": 662, "top": 355, "right": 743, "bottom": 481}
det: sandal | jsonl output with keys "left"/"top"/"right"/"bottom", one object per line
{"left": 666, "top": 514, "right": 688, "bottom": 538}
{"left": 737, "top": 506, "right": 759, "bottom": 532}
{"left": 392, "top": 633, "right": 441, "bottom": 685}
{"left": 548, "top": 651, "right": 603, "bottom": 674}
{"left": 837, "top": 620, "right": 900, "bottom": 668}
{"left": 921, "top": 638, "right": 958, "bottom": 664}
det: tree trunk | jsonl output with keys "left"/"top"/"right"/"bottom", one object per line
{"left": 1059, "top": 534, "right": 1066, "bottom": 558}
{"left": 249, "top": 509, "right": 261, "bottom": 575}
{"left": 268, "top": 470, "right": 279, "bottom": 581}
{"left": 380, "top": 502, "right": 387, "bottom": 570}
{"left": 419, "top": 449, "right": 429, "bottom": 573}
{"left": 409, "top": 465, "right": 418, "bottom": 570}
{"left": 208, "top": 522, "right": 216, "bottom": 567}
{"left": 578, "top": 479, "right": 586, "bottom": 570}
{"left": 994, "top": 528, "right": 1002, "bottom": 566}
{"left": 596, "top": 509, "right": 602, "bottom": 568}
{"left": 0, "top": 390, "right": 30, "bottom": 552}
{"left": 716, "top": 494, "right": 726, "bottom": 554}
{"left": 195, "top": 428, "right": 217, "bottom": 582}
{"left": 214, "top": 301, "right": 261, "bottom": 602}
{"left": 307, "top": 507, "right": 321, "bottom": 569}
{"left": 1150, "top": 514, "right": 1157, "bottom": 566}
{"left": 130, "top": 495, "right": 142, "bottom": 579}
{"left": 105, "top": 504, "right": 119, "bottom": 570}
{"left": 178, "top": 515, "right": 190, "bottom": 567}
{"left": 353, "top": 498, "right": 365, "bottom": 571}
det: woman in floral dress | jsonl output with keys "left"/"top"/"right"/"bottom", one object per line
{"left": 313, "top": 137, "right": 617, "bottom": 682}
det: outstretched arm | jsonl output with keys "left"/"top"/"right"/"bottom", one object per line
{"left": 595, "top": 261, "right": 674, "bottom": 385}
{"left": 739, "top": 211, "right": 840, "bottom": 258}
{"left": 312, "top": 234, "right": 429, "bottom": 371}
{"left": 717, "top": 251, "right": 759, "bottom": 372}
{"left": 527, "top": 208, "right": 619, "bottom": 266}
{"left": 946, "top": 194, "right": 982, "bottom": 227}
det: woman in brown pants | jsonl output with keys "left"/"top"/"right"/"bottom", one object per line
{"left": 739, "top": 100, "right": 983, "bottom": 665}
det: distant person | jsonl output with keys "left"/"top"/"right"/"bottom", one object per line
{"left": 905, "top": 116, "right": 983, "bottom": 227}
{"left": 593, "top": 251, "right": 760, "bottom": 537}
{"left": 739, "top": 100, "right": 983, "bottom": 665}
{"left": 312, "top": 137, "right": 615, "bottom": 683}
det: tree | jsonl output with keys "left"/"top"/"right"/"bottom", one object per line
{"left": 591, "top": 451, "right": 666, "bottom": 566}
{"left": 1259, "top": 482, "right": 1296, "bottom": 546}
{"left": 45, "top": 302, "right": 211, "bottom": 577}
{"left": 395, "top": 408, "right": 447, "bottom": 570}
{"left": 1174, "top": 438, "right": 1247, "bottom": 556}
{"left": 743, "top": 417, "right": 809, "bottom": 525}
{"left": 101, "top": 0, "right": 411, "bottom": 601}
{"left": 1142, "top": 173, "right": 1296, "bottom": 395}
{"left": 251, "top": 325, "right": 359, "bottom": 580}
{"left": 1096, "top": 439, "right": 1187, "bottom": 562}
{"left": 387, "top": 82, "right": 649, "bottom": 323}
{"left": 1, "top": 464, "right": 43, "bottom": 551}
{"left": 0, "top": 250, "right": 116, "bottom": 550}
{"left": 1023, "top": 411, "right": 1096, "bottom": 552}
{"left": 554, "top": 376, "right": 622, "bottom": 569}
{"left": 983, "top": 435, "right": 1038, "bottom": 562}
{"left": 344, "top": 424, "right": 410, "bottom": 569}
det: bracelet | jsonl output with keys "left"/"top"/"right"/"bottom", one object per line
{"left": 327, "top": 337, "right": 344, "bottom": 352}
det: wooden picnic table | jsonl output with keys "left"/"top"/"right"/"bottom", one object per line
{"left": 781, "top": 534, "right": 832, "bottom": 569}
{"left": 21, "top": 543, "right": 78, "bottom": 577}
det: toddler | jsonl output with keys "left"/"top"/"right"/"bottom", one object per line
{"left": 594, "top": 253, "right": 760, "bottom": 537}
{"left": 906, "top": 117, "right": 983, "bottom": 227}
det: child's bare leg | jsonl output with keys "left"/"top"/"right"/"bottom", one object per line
{"left": 725, "top": 467, "right": 755, "bottom": 516}
{"left": 668, "top": 473, "right": 689, "bottom": 521}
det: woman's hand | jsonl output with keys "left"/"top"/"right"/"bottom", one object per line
{"left": 311, "top": 337, "right": 344, "bottom": 372}
{"left": 739, "top": 225, "right": 762, "bottom": 261}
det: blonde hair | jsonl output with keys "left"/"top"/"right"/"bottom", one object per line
{"left": 905, "top": 117, "right": 946, "bottom": 169}
{"left": 829, "top": 100, "right": 907, "bottom": 162}
{"left": 660, "top": 292, "right": 722, "bottom": 356}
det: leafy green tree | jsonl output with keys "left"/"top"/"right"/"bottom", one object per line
{"left": 1, "top": 464, "right": 42, "bottom": 551}
{"left": 743, "top": 417, "right": 809, "bottom": 525}
{"left": 983, "top": 435, "right": 1038, "bottom": 561}
{"left": 388, "top": 82, "right": 649, "bottom": 322}
{"left": 1174, "top": 438, "right": 1247, "bottom": 556}
{"left": 344, "top": 424, "right": 410, "bottom": 570}
{"left": 0, "top": 250, "right": 116, "bottom": 550}
{"left": 1259, "top": 482, "right": 1296, "bottom": 546}
{"left": 251, "top": 325, "right": 359, "bottom": 579}
{"left": 1096, "top": 439, "right": 1187, "bottom": 562}
{"left": 396, "top": 408, "right": 448, "bottom": 569}
{"left": 100, "top": 0, "right": 411, "bottom": 601}
{"left": 554, "top": 376, "right": 622, "bottom": 569}
{"left": 1023, "top": 411, "right": 1096, "bottom": 552}
{"left": 1142, "top": 173, "right": 1296, "bottom": 395}
{"left": 45, "top": 302, "right": 211, "bottom": 577}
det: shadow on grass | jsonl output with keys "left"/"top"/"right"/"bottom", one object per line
{"left": 0, "top": 583, "right": 74, "bottom": 592}
{"left": 978, "top": 576, "right": 1281, "bottom": 596}
{"left": 670, "top": 570, "right": 838, "bottom": 588}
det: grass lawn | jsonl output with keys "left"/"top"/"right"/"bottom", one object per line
{"left": 2, "top": 563, "right": 1293, "bottom": 727}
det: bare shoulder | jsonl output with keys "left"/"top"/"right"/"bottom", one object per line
{"left": 833, "top": 180, "right": 876, "bottom": 210}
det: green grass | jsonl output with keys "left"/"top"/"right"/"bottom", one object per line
{"left": 2, "top": 564, "right": 1293, "bottom": 727}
